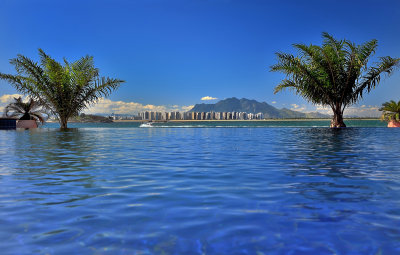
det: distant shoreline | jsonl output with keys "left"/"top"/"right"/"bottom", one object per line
{"left": 45, "top": 118, "right": 380, "bottom": 123}
{"left": 113, "top": 118, "right": 380, "bottom": 122}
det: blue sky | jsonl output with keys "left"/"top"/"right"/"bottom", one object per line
{"left": 1, "top": 0, "right": 400, "bottom": 116}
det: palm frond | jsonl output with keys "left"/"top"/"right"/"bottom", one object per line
{"left": 4, "top": 96, "right": 47, "bottom": 123}
{"left": 351, "top": 56, "right": 400, "bottom": 103}
{"left": 274, "top": 79, "right": 298, "bottom": 94}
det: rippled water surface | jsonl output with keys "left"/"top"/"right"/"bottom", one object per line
{"left": 1, "top": 125, "right": 399, "bottom": 254}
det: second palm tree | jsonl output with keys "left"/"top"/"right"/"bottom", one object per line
{"left": 271, "top": 32, "right": 400, "bottom": 128}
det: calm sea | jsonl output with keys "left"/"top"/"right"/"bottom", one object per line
{"left": 44, "top": 119, "right": 388, "bottom": 128}
{"left": 0, "top": 120, "right": 399, "bottom": 254}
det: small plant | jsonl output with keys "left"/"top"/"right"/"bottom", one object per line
{"left": 4, "top": 97, "right": 47, "bottom": 124}
{"left": 380, "top": 100, "right": 400, "bottom": 122}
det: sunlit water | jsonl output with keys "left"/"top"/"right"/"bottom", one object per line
{"left": 0, "top": 121, "right": 399, "bottom": 254}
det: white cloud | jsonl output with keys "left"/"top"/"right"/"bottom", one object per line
{"left": 314, "top": 105, "right": 331, "bottom": 115}
{"left": 84, "top": 98, "right": 193, "bottom": 114}
{"left": 0, "top": 94, "right": 26, "bottom": 114}
{"left": 0, "top": 94, "right": 23, "bottom": 103}
{"left": 290, "top": 103, "right": 306, "bottom": 112}
{"left": 201, "top": 96, "right": 218, "bottom": 101}
{"left": 181, "top": 105, "right": 194, "bottom": 112}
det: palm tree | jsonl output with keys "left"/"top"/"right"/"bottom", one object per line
{"left": 4, "top": 97, "right": 47, "bottom": 124}
{"left": 271, "top": 32, "right": 400, "bottom": 128}
{"left": 379, "top": 100, "right": 400, "bottom": 122}
{"left": 0, "top": 49, "right": 124, "bottom": 128}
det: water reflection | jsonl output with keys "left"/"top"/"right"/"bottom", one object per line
{"left": 287, "top": 128, "right": 365, "bottom": 177}
{"left": 14, "top": 129, "right": 94, "bottom": 171}
{"left": 277, "top": 128, "right": 380, "bottom": 220}
{"left": 10, "top": 129, "right": 99, "bottom": 205}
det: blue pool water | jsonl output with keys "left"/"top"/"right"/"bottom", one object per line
{"left": 0, "top": 123, "right": 399, "bottom": 254}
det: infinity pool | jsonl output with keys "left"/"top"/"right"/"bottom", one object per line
{"left": 0, "top": 127, "right": 399, "bottom": 254}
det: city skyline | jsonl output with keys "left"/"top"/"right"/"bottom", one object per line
{"left": 1, "top": 0, "right": 399, "bottom": 118}
{"left": 135, "top": 111, "right": 265, "bottom": 121}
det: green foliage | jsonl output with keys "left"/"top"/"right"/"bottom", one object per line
{"left": 271, "top": 32, "right": 400, "bottom": 127}
{"left": 72, "top": 113, "right": 113, "bottom": 123}
{"left": 0, "top": 49, "right": 124, "bottom": 128}
{"left": 4, "top": 96, "right": 47, "bottom": 123}
{"left": 379, "top": 100, "right": 400, "bottom": 121}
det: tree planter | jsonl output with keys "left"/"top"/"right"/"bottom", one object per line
{"left": 16, "top": 120, "right": 38, "bottom": 129}
{"left": 388, "top": 120, "right": 400, "bottom": 127}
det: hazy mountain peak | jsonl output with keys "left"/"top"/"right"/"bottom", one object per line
{"left": 189, "top": 98, "right": 329, "bottom": 118}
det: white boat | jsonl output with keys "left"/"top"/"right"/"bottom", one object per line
{"left": 139, "top": 122, "right": 153, "bottom": 127}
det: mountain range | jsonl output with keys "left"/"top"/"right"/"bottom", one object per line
{"left": 189, "top": 97, "right": 330, "bottom": 118}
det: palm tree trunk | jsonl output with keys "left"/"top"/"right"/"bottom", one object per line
{"left": 59, "top": 117, "right": 68, "bottom": 129}
{"left": 330, "top": 108, "right": 346, "bottom": 128}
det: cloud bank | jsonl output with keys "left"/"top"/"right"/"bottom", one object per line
{"left": 0, "top": 93, "right": 381, "bottom": 117}
{"left": 285, "top": 102, "right": 381, "bottom": 118}
{"left": 0, "top": 94, "right": 193, "bottom": 115}
{"left": 314, "top": 104, "right": 381, "bottom": 118}
{"left": 83, "top": 98, "right": 193, "bottom": 114}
